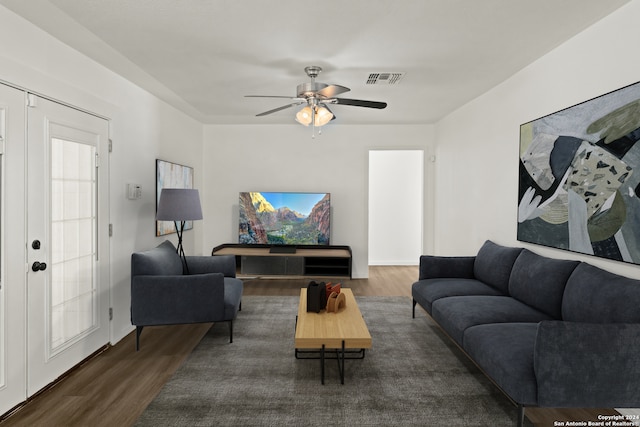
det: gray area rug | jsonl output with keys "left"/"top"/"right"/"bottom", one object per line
{"left": 135, "top": 296, "right": 531, "bottom": 426}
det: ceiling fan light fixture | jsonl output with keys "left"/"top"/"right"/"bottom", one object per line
{"left": 314, "top": 105, "right": 333, "bottom": 126}
{"left": 295, "top": 105, "right": 313, "bottom": 126}
{"left": 295, "top": 105, "right": 333, "bottom": 127}
{"left": 248, "top": 65, "right": 385, "bottom": 133}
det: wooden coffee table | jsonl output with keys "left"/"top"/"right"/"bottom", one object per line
{"left": 294, "top": 288, "right": 372, "bottom": 384}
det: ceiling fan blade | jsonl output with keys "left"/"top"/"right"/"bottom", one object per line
{"left": 246, "top": 95, "right": 304, "bottom": 100}
{"left": 255, "top": 102, "right": 304, "bottom": 116}
{"left": 316, "top": 84, "right": 350, "bottom": 98}
{"left": 333, "top": 98, "right": 387, "bottom": 109}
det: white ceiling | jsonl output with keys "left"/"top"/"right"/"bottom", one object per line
{"left": 0, "top": 0, "right": 631, "bottom": 125}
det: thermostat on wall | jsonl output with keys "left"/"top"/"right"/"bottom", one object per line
{"left": 127, "top": 183, "right": 142, "bottom": 200}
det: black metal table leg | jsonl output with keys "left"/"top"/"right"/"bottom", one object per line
{"left": 295, "top": 344, "right": 366, "bottom": 385}
{"left": 321, "top": 344, "right": 325, "bottom": 385}
{"left": 340, "top": 340, "right": 345, "bottom": 384}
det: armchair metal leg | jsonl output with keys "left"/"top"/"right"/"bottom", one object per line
{"left": 228, "top": 320, "right": 234, "bottom": 343}
{"left": 412, "top": 299, "right": 417, "bottom": 318}
{"left": 136, "top": 326, "right": 144, "bottom": 351}
{"left": 517, "top": 404, "right": 525, "bottom": 427}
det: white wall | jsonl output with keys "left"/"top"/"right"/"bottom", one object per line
{"left": 0, "top": 6, "right": 204, "bottom": 343}
{"left": 201, "top": 124, "right": 435, "bottom": 278}
{"left": 434, "top": 0, "right": 640, "bottom": 281}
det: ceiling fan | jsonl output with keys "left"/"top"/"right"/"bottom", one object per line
{"left": 245, "top": 66, "right": 387, "bottom": 131}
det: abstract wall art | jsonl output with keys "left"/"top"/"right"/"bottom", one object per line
{"left": 156, "top": 159, "right": 194, "bottom": 236}
{"left": 518, "top": 80, "right": 640, "bottom": 264}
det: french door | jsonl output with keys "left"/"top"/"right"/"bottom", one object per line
{"left": 0, "top": 86, "right": 110, "bottom": 415}
{"left": 26, "top": 95, "right": 110, "bottom": 395}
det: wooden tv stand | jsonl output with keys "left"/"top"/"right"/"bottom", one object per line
{"left": 211, "top": 244, "right": 352, "bottom": 279}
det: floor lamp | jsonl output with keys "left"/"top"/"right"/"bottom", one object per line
{"left": 156, "top": 188, "right": 203, "bottom": 274}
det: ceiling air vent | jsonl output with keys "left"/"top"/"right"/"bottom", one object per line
{"left": 366, "top": 72, "right": 405, "bottom": 85}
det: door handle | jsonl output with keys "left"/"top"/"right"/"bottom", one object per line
{"left": 32, "top": 261, "right": 47, "bottom": 272}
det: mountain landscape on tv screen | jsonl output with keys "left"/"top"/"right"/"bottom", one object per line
{"left": 238, "top": 192, "right": 330, "bottom": 245}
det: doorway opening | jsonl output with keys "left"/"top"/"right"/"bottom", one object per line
{"left": 368, "top": 150, "right": 424, "bottom": 265}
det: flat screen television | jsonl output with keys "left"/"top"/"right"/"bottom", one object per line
{"left": 238, "top": 192, "right": 330, "bottom": 246}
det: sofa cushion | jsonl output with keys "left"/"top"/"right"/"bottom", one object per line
{"left": 188, "top": 255, "right": 237, "bottom": 277}
{"left": 463, "top": 323, "right": 539, "bottom": 406}
{"left": 431, "top": 295, "right": 553, "bottom": 347}
{"left": 473, "top": 240, "right": 523, "bottom": 294}
{"left": 412, "top": 278, "right": 503, "bottom": 314}
{"left": 131, "top": 240, "right": 183, "bottom": 276}
{"left": 508, "top": 249, "right": 579, "bottom": 319}
{"left": 563, "top": 262, "right": 640, "bottom": 323}
{"left": 534, "top": 321, "right": 640, "bottom": 407}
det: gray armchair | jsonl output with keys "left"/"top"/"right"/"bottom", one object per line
{"left": 131, "top": 240, "right": 243, "bottom": 350}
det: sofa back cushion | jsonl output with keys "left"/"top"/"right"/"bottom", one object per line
{"left": 563, "top": 262, "right": 640, "bottom": 323}
{"left": 509, "top": 249, "right": 579, "bottom": 319}
{"left": 131, "top": 240, "right": 183, "bottom": 276}
{"left": 473, "top": 240, "right": 523, "bottom": 294}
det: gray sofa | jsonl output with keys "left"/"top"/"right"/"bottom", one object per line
{"left": 412, "top": 240, "right": 640, "bottom": 427}
{"left": 131, "top": 240, "right": 243, "bottom": 350}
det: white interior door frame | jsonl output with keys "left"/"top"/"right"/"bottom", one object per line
{"left": 0, "top": 83, "right": 28, "bottom": 416}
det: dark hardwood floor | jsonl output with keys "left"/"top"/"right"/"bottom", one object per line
{"left": 0, "top": 266, "right": 620, "bottom": 426}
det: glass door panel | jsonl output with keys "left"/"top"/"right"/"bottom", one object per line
{"left": 50, "top": 137, "right": 97, "bottom": 352}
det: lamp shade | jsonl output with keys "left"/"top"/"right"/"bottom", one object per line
{"left": 314, "top": 106, "right": 333, "bottom": 126}
{"left": 156, "top": 188, "right": 203, "bottom": 221}
{"left": 295, "top": 105, "right": 313, "bottom": 126}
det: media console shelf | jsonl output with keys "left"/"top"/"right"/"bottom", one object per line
{"left": 211, "top": 244, "right": 352, "bottom": 279}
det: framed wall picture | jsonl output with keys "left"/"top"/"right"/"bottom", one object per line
{"left": 156, "top": 159, "right": 194, "bottom": 236}
{"left": 518, "top": 80, "right": 640, "bottom": 264}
